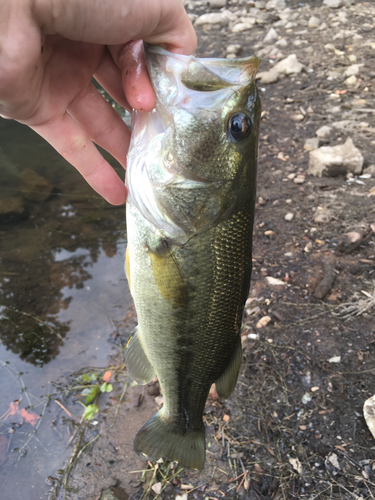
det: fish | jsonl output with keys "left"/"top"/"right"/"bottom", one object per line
{"left": 124, "top": 44, "right": 261, "bottom": 471}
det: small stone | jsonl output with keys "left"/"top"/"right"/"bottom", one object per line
{"left": 20, "top": 168, "right": 54, "bottom": 203}
{"left": 265, "top": 0, "right": 286, "bottom": 10}
{"left": 328, "top": 356, "right": 341, "bottom": 363}
{"left": 276, "top": 38, "right": 288, "bottom": 47}
{"left": 348, "top": 54, "right": 357, "bottom": 63}
{"left": 294, "top": 175, "right": 305, "bottom": 184}
{"left": 290, "top": 113, "right": 304, "bottom": 122}
{"left": 304, "top": 138, "right": 320, "bottom": 151}
{"left": 256, "top": 315, "right": 272, "bottom": 328}
{"left": 154, "top": 395, "right": 164, "bottom": 406}
{"left": 328, "top": 453, "right": 341, "bottom": 469}
{"left": 264, "top": 230, "right": 276, "bottom": 237}
{"left": 323, "top": 0, "right": 342, "bottom": 8}
{"left": 308, "top": 138, "right": 364, "bottom": 177}
{"left": 315, "top": 125, "right": 332, "bottom": 139}
{"left": 175, "top": 495, "right": 188, "bottom": 500}
{"left": 337, "top": 229, "right": 365, "bottom": 253}
{"left": 151, "top": 483, "right": 162, "bottom": 495}
{"left": 344, "top": 64, "right": 361, "bottom": 78}
{"left": 364, "top": 165, "right": 375, "bottom": 176}
{"left": 263, "top": 27, "right": 278, "bottom": 43}
{"left": 302, "top": 393, "right": 312, "bottom": 404}
{"left": 258, "top": 196, "right": 267, "bottom": 205}
{"left": 313, "top": 207, "right": 332, "bottom": 223}
{"left": 0, "top": 197, "right": 27, "bottom": 224}
{"left": 311, "top": 386, "right": 319, "bottom": 392}
{"left": 308, "top": 16, "right": 320, "bottom": 28}
{"left": 285, "top": 213, "right": 294, "bottom": 221}
{"left": 207, "top": 0, "right": 227, "bottom": 8}
{"left": 195, "top": 12, "right": 232, "bottom": 26}
{"left": 226, "top": 54, "right": 236, "bottom": 59}
{"left": 364, "top": 395, "right": 375, "bottom": 440}
{"left": 232, "top": 18, "right": 256, "bottom": 32}
{"left": 345, "top": 75, "right": 357, "bottom": 86}
{"left": 226, "top": 44, "right": 242, "bottom": 55}
{"left": 266, "top": 276, "right": 285, "bottom": 286}
{"left": 319, "top": 22, "right": 328, "bottom": 30}
{"left": 331, "top": 120, "right": 352, "bottom": 130}
{"left": 257, "top": 54, "right": 303, "bottom": 84}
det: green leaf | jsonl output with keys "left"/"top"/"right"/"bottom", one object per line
{"left": 100, "top": 382, "right": 113, "bottom": 393}
{"left": 82, "top": 404, "right": 99, "bottom": 421}
{"left": 82, "top": 374, "right": 92, "bottom": 383}
{"left": 90, "top": 373, "right": 98, "bottom": 381}
{"left": 85, "top": 386, "right": 99, "bottom": 404}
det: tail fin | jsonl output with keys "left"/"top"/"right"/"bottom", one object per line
{"left": 134, "top": 409, "right": 205, "bottom": 470}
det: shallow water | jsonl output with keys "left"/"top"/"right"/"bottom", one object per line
{"left": 0, "top": 118, "right": 131, "bottom": 499}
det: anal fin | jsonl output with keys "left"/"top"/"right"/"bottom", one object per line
{"left": 215, "top": 337, "right": 242, "bottom": 401}
{"left": 125, "top": 326, "right": 156, "bottom": 385}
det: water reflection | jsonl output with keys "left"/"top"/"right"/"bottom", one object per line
{"left": 0, "top": 115, "right": 131, "bottom": 500}
{"left": 0, "top": 118, "right": 126, "bottom": 366}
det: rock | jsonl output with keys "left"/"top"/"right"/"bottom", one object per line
{"left": 265, "top": 0, "right": 286, "bottom": 10}
{"left": 0, "top": 197, "right": 27, "bottom": 224}
{"left": 348, "top": 54, "right": 357, "bottom": 63}
{"left": 188, "top": 13, "right": 198, "bottom": 23}
{"left": 323, "top": 0, "right": 342, "bottom": 7}
{"left": 257, "top": 45, "right": 284, "bottom": 59}
{"left": 327, "top": 453, "right": 341, "bottom": 470}
{"left": 364, "top": 395, "right": 375, "bottom": 440}
{"left": 226, "top": 44, "right": 242, "bottom": 55}
{"left": 207, "top": 0, "right": 227, "bottom": 8}
{"left": 294, "top": 174, "right": 305, "bottom": 184}
{"left": 308, "top": 16, "right": 320, "bottom": 28}
{"left": 20, "top": 168, "right": 54, "bottom": 203}
{"left": 331, "top": 120, "right": 352, "bottom": 130}
{"left": 314, "top": 207, "right": 332, "bottom": 223}
{"left": 195, "top": 11, "right": 232, "bottom": 26}
{"left": 304, "top": 138, "right": 320, "bottom": 151}
{"left": 263, "top": 27, "right": 278, "bottom": 43}
{"left": 364, "top": 165, "right": 375, "bottom": 176}
{"left": 337, "top": 229, "right": 365, "bottom": 253}
{"left": 344, "top": 64, "right": 361, "bottom": 77}
{"left": 314, "top": 256, "right": 336, "bottom": 300}
{"left": 345, "top": 75, "right": 357, "bottom": 86}
{"left": 315, "top": 125, "right": 332, "bottom": 139}
{"left": 309, "top": 139, "right": 364, "bottom": 178}
{"left": 328, "top": 356, "right": 341, "bottom": 363}
{"left": 232, "top": 18, "right": 256, "bottom": 32}
{"left": 256, "top": 315, "right": 272, "bottom": 328}
{"left": 285, "top": 212, "right": 294, "bottom": 221}
{"left": 266, "top": 276, "right": 285, "bottom": 286}
{"left": 275, "top": 38, "right": 288, "bottom": 47}
{"left": 257, "top": 54, "right": 303, "bottom": 84}
{"left": 319, "top": 22, "right": 328, "bottom": 30}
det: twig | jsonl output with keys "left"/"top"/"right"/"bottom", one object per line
{"left": 55, "top": 400, "right": 73, "bottom": 418}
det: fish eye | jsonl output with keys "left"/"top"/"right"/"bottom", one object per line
{"left": 228, "top": 113, "right": 251, "bottom": 141}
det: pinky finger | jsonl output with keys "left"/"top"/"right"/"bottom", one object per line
{"left": 31, "top": 113, "right": 127, "bottom": 205}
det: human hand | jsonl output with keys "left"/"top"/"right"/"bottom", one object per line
{"left": 0, "top": 0, "right": 196, "bottom": 204}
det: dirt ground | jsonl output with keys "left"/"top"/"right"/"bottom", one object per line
{"left": 55, "top": 1, "right": 375, "bottom": 499}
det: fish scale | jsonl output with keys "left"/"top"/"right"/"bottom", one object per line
{"left": 124, "top": 44, "right": 261, "bottom": 470}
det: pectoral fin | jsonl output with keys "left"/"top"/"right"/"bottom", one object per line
{"left": 148, "top": 240, "right": 187, "bottom": 308}
{"left": 125, "top": 326, "right": 156, "bottom": 385}
{"left": 215, "top": 337, "right": 242, "bottom": 401}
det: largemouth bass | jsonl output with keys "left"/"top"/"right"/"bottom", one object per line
{"left": 125, "top": 44, "right": 261, "bottom": 470}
